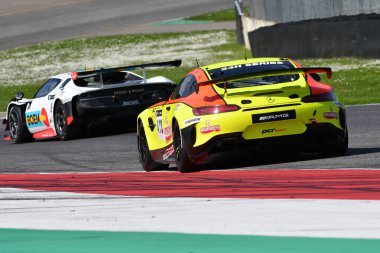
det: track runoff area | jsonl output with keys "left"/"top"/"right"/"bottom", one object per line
{"left": 1, "top": 169, "right": 380, "bottom": 253}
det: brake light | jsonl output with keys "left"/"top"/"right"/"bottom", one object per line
{"left": 71, "top": 72, "right": 78, "bottom": 80}
{"left": 301, "top": 92, "right": 336, "bottom": 103}
{"left": 193, "top": 105, "right": 240, "bottom": 116}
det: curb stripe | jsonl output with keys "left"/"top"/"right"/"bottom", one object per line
{"left": 2, "top": 188, "right": 380, "bottom": 238}
{"left": 1, "top": 229, "right": 380, "bottom": 253}
{"left": 1, "top": 169, "right": 380, "bottom": 200}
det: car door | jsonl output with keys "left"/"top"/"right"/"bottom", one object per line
{"left": 161, "top": 75, "right": 197, "bottom": 143}
{"left": 25, "top": 78, "right": 62, "bottom": 134}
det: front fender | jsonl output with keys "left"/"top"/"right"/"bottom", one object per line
{"left": 3, "top": 99, "right": 31, "bottom": 138}
{"left": 5, "top": 99, "right": 31, "bottom": 121}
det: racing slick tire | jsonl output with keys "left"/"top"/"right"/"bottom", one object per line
{"left": 137, "top": 122, "right": 169, "bottom": 172}
{"left": 54, "top": 100, "right": 77, "bottom": 141}
{"left": 320, "top": 128, "right": 348, "bottom": 157}
{"left": 173, "top": 120, "right": 196, "bottom": 173}
{"left": 8, "top": 106, "right": 33, "bottom": 143}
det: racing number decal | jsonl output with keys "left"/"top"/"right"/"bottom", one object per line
{"left": 156, "top": 110, "right": 164, "bottom": 140}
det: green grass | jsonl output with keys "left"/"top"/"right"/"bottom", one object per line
{"left": 1, "top": 30, "right": 380, "bottom": 112}
{"left": 0, "top": 30, "right": 245, "bottom": 111}
{"left": 298, "top": 58, "right": 380, "bottom": 105}
{"left": 185, "top": 8, "right": 237, "bottom": 22}
{"left": 185, "top": 7, "right": 249, "bottom": 22}
{"left": 0, "top": 83, "right": 40, "bottom": 104}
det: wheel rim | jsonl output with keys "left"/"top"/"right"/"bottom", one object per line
{"left": 55, "top": 105, "right": 65, "bottom": 136}
{"left": 138, "top": 126, "right": 147, "bottom": 164}
{"left": 9, "top": 110, "right": 19, "bottom": 139}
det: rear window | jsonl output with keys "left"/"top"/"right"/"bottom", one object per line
{"left": 73, "top": 71, "right": 142, "bottom": 87}
{"left": 208, "top": 61, "right": 300, "bottom": 89}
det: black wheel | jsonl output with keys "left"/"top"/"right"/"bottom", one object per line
{"left": 320, "top": 128, "right": 348, "bottom": 157}
{"left": 8, "top": 106, "right": 32, "bottom": 143}
{"left": 137, "top": 122, "right": 168, "bottom": 172}
{"left": 173, "top": 121, "right": 196, "bottom": 173}
{"left": 54, "top": 101, "right": 75, "bottom": 141}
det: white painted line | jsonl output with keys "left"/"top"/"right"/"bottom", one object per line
{"left": 1, "top": 188, "right": 380, "bottom": 239}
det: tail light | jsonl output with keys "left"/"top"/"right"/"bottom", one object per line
{"left": 193, "top": 105, "right": 240, "bottom": 116}
{"left": 301, "top": 92, "right": 336, "bottom": 103}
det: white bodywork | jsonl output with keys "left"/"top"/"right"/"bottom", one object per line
{"left": 5, "top": 72, "right": 174, "bottom": 139}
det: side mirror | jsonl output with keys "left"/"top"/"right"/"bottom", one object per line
{"left": 194, "top": 83, "right": 199, "bottom": 94}
{"left": 310, "top": 73, "right": 321, "bottom": 82}
{"left": 15, "top": 92, "right": 24, "bottom": 100}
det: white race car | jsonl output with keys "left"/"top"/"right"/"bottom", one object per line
{"left": 3, "top": 60, "right": 181, "bottom": 143}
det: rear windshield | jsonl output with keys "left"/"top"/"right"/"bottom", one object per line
{"left": 73, "top": 71, "right": 142, "bottom": 87}
{"left": 208, "top": 61, "right": 300, "bottom": 89}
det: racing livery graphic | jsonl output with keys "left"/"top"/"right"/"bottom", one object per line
{"left": 3, "top": 60, "right": 181, "bottom": 143}
{"left": 25, "top": 108, "right": 50, "bottom": 128}
{"left": 137, "top": 58, "right": 348, "bottom": 172}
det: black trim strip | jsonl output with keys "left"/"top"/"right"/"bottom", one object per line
{"left": 242, "top": 103, "right": 302, "bottom": 111}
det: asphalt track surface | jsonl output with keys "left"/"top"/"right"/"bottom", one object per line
{"left": 0, "top": 104, "right": 379, "bottom": 173}
{"left": 0, "top": 0, "right": 234, "bottom": 50}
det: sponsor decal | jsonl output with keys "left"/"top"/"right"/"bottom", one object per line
{"left": 252, "top": 110, "right": 296, "bottom": 123}
{"left": 184, "top": 117, "right": 202, "bottom": 125}
{"left": 25, "top": 108, "right": 49, "bottom": 128}
{"left": 221, "top": 64, "right": 242, "bottom": 71}
{"left": 245, "top": 61, "right": 284, "bottom": 67}
{"left": 323, "top": 106, "right": 338, "bottom": 120}
{"left": 309, "top": 117, "right": 317, "bottom": 124}
{"left": 33, "top": 128, "right": 56, "bottom": 139}
{"left": 174, "top": 103, "right": 181, "bottom": 112}
{"left": 220, "top": 62, "right": 284, "bottom": 71}
{"left": 162, "top": 145, "right": 174, "bottom": 160}
{"left": 164, "top": 125, "right": 172, "bottom": 143}
{"left": 200, "top": 120, "right": 221, "bottom": 134}
{"left": 155, "top": 110, "right": 164, "bottom": 140}
{"left": 114, "top": 88, "right": 144, "bottom": 95}
{"left": 261, "top": 128, "right": 287, "bottom": 134}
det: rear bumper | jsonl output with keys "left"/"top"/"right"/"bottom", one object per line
{"left": 76, "top": 102, "right": 150, "bottom": 120}
{"left": 182, "top": 123, "right": 346, "bottom": 164}
{"left": 74, "top": 83, "right": 174, "bottom": 121}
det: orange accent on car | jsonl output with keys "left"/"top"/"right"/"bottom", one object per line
{"left": 40, "top": 107, "right": 50, "bottom": 127}
{"left": 67, "top": 116, "right": 74, "bottom": 125}
{"left": 148, "top": 101, "right": 166, "bottom": 109}
{"left": 33, "top": 128, "right": 56, "bottom": 139}
{"left": 288, "top": 58, "right": 303, "bottom": 68}
{"left": 189, "top": 68, "right": 209, "bottom": 83}
{"left": 307, "top": 73, "right": 333, "bottom": 95}
{"left": 71, "top": 72, "right": 78, "bottom": 80}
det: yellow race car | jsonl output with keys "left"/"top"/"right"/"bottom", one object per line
{"left": 137, "top": 58, "right": 348, "bottom": 172}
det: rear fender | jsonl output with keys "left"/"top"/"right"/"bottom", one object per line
{"left": 63, "top": 99, "right": 75, "bottom": 126}
{"left": 137, "top": 108, "right": 159, "bottom": 150}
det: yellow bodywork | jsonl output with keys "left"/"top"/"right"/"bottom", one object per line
{"left": 137, "top": 58, "right": 344, "bottom": 155}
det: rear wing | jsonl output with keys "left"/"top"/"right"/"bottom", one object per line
{"left": 198, "top": 67, "right": 332, "bottom": 86}
{"left": 71, "top": 59, "right": 181, "bottom": 84}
